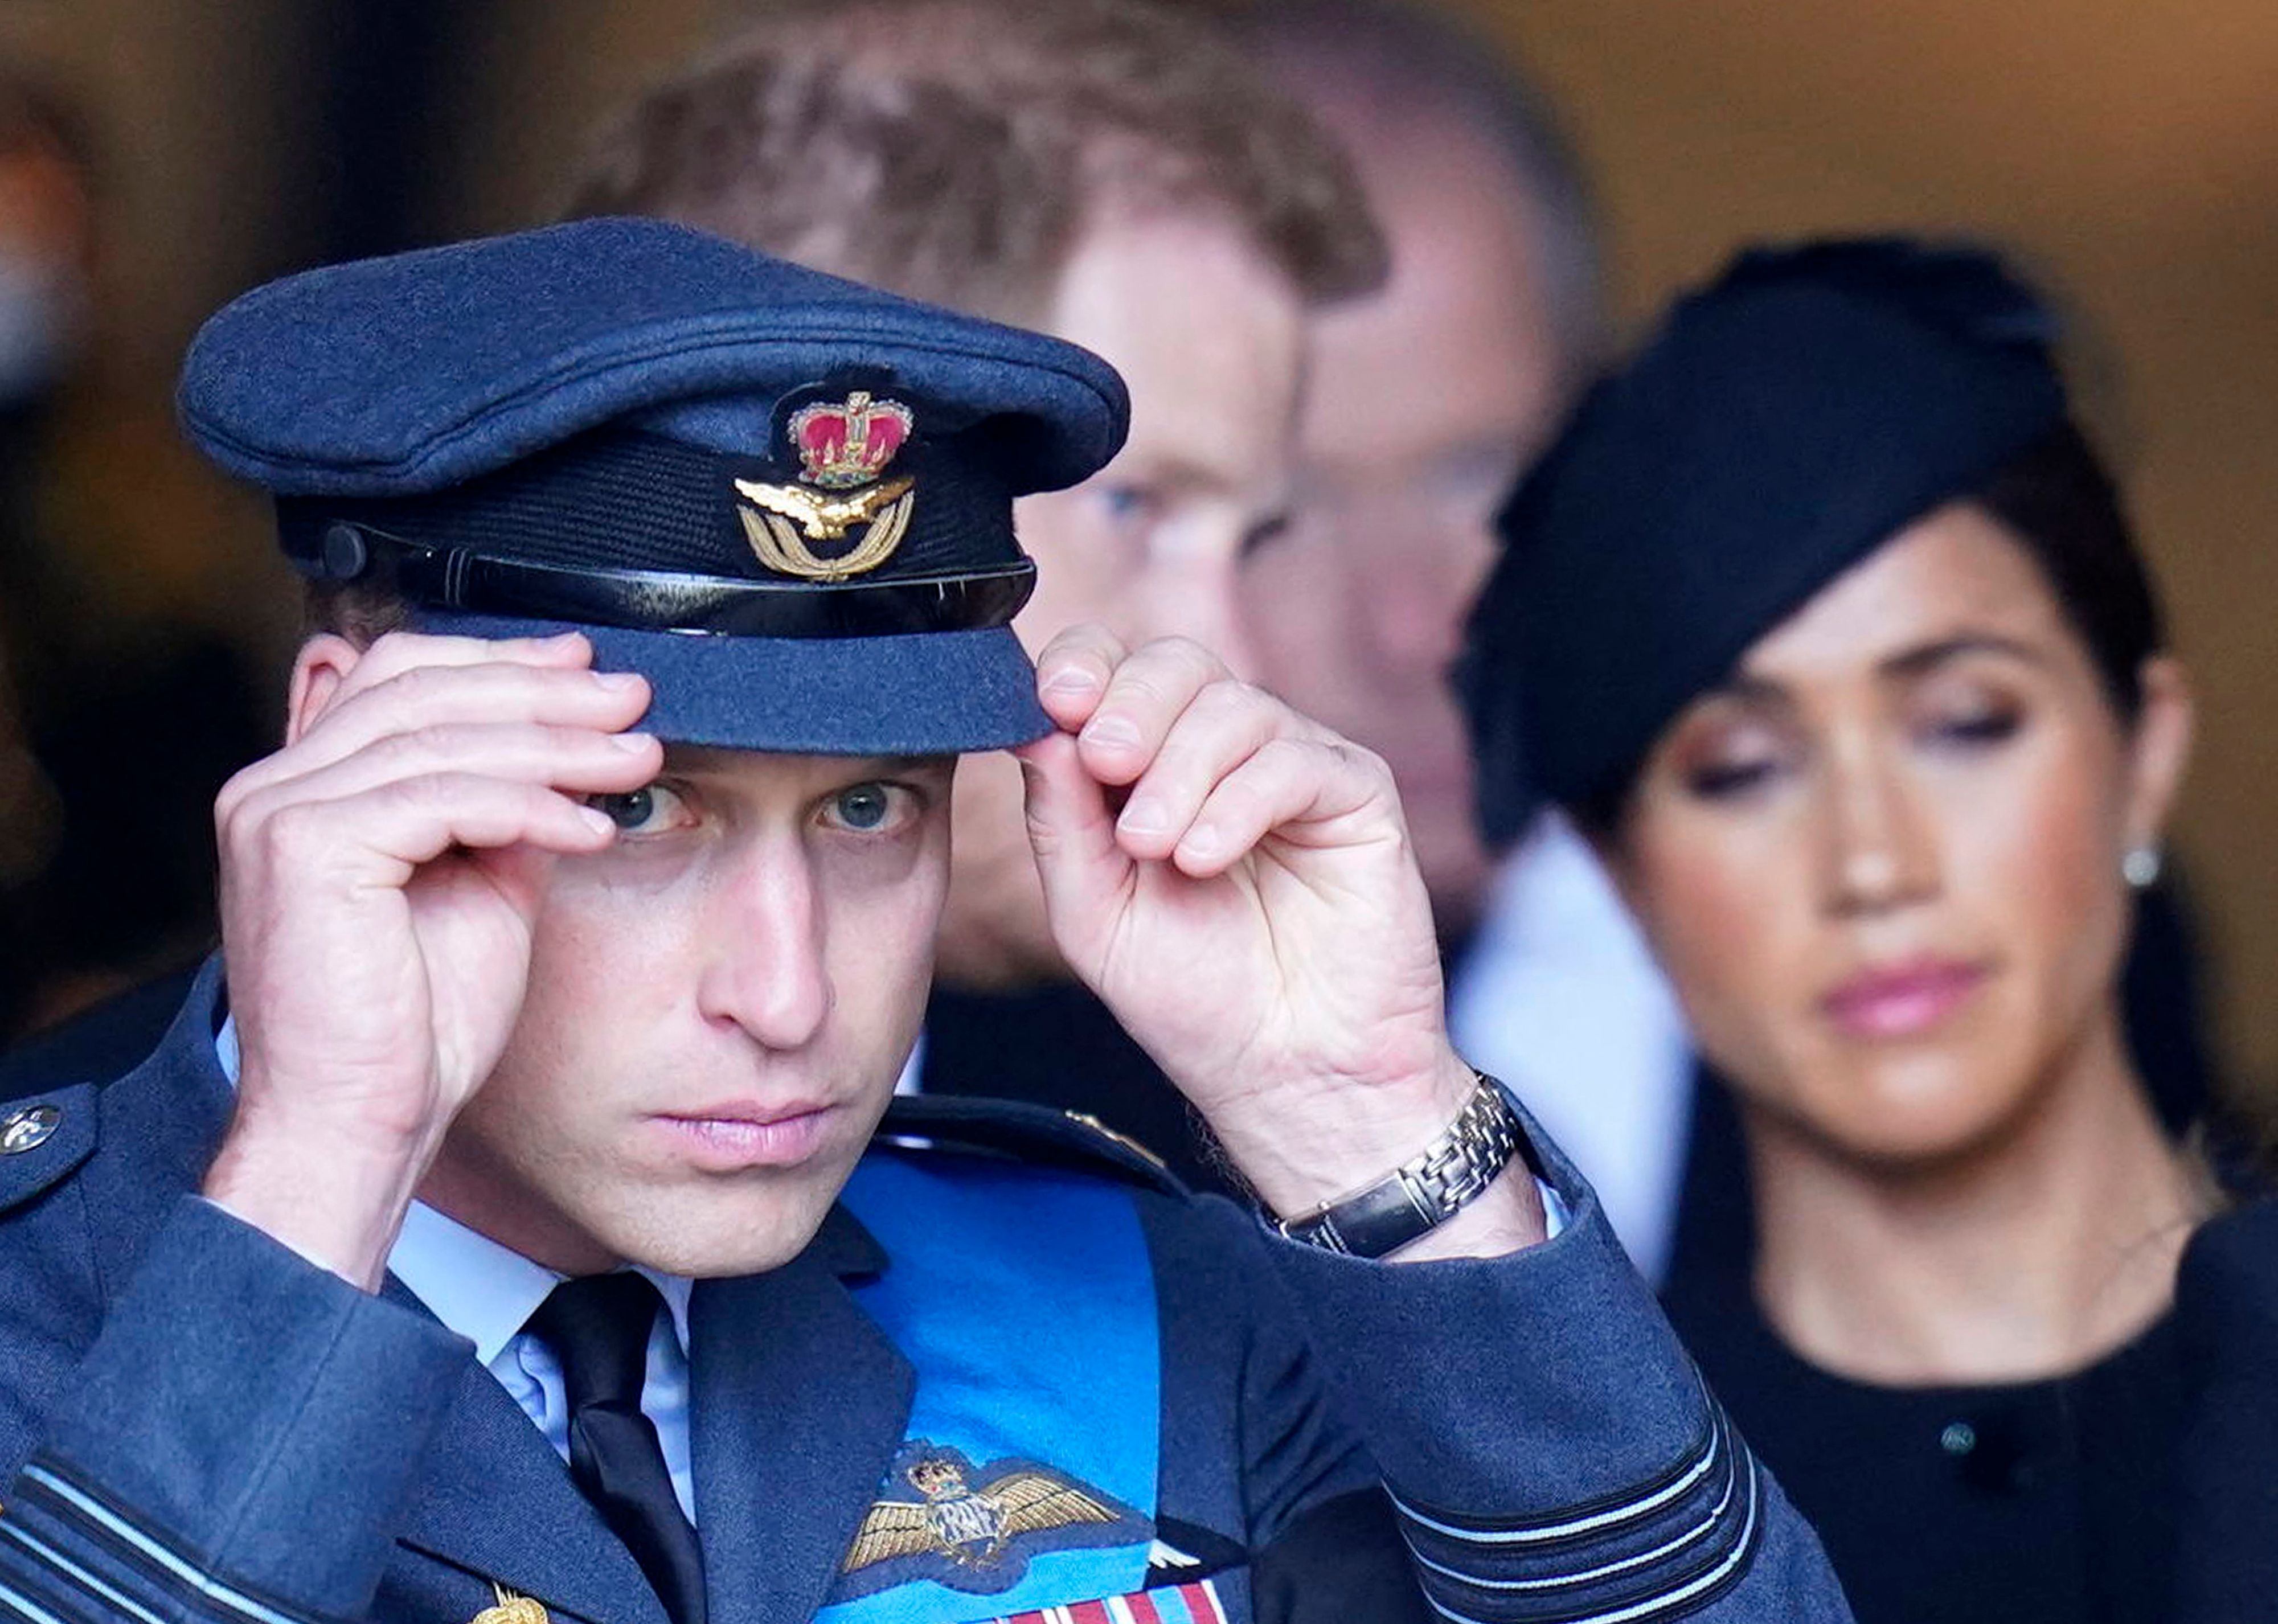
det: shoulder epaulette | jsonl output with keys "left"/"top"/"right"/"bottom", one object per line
{"left": 0, "top": 1081, "right": 99, "bottom": 1213}
{"left": 875, "top": 1094, "right": 1193, "bottom": 1198}
{"left": 0, "top": 962, "right": 219, "bottom": 1215}
{"left": 0, "top": 965, "right": 203, "bottom": 1105}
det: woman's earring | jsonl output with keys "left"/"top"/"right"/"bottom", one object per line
{"left": 2122, "top": 844, "right": 2163, "bottom": 891}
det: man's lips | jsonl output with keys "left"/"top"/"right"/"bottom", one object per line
{"left": 649, "top": 1101, "right": 836, "bottom": 1169}
{"left": 1818, "top": 958, "right": 1990, "bottom": 1040}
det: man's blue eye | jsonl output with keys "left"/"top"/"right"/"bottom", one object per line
{"left": 1098, "top": 485, "right": 1155, "bottom": 523}
{"left": 594, "top": 788, "right": 654, "bottom": 830}
{"left": 834, "top": 785, "right": 892, "bottom": 830}
{"left": 588, "top": 784, "right": 686, "bottom": 834}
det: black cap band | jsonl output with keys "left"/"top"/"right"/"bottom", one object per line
{"left": 288, "top": 519, "right": 1035, "bottom": 639}
{"left": 275, "top": 419, "right": 1039, "bottom": 640}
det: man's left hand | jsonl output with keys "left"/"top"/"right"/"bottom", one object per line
{"left": 1017, "top": 628, "right": 1546, "bottom": 1257}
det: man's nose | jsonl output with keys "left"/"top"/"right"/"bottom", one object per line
{"left": 693, "top": 834, "right": 832, "bottom": 1050}
{"left": 1367, "top": 530, "right": 1478, "bottom": 671}
{"left": 1330, "top": 495, "right": 1493, "bottom": 672}
{"left": 1141, "top": 551, "right": 1260, "bottom": 680}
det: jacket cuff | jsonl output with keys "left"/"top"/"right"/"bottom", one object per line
{"left": 1265, "top": 1120, "right": 1765, "bottom": 1621}
{"left": 3, "top": 1196, "right": 469, "bottom": 1624}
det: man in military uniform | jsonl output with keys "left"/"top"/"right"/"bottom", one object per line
{"left": 0, "top": 220, "right": 1845, "bottom": 1624}
{"left": 565, "top": 0, "right": 1385, "bottom": 1188}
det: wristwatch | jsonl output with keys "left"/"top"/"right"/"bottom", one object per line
{"left": 1273, "top": 1072, "right": 1529, "bottom": 1258}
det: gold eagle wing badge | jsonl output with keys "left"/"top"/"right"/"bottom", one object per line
{"left": 735, "top": 389, "right": 918, "bottom": 581}
{"left": 842, "top": 1454, "right": 1120, "bottom": 1574}
{"left": 732, "top": 475, "right": 914, "bottom": 580}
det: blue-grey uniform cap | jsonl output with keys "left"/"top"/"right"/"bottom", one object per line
{"left": 178, "top": 217, "right": 1130, "bottom": 756}
{"left": 1456, "top": 237, "right": 2070, "bottom": 839}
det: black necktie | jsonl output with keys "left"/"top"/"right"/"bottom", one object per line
{"left": 525, "top": 1273, "right": 708, "bottom": 1624}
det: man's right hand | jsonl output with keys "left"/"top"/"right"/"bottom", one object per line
{"left": 200, "top": 630, "right": 659, "bottom": 1289}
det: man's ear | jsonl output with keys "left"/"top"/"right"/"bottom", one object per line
{"left": 284, "top": 634, "right": 364, "bottom": 747}
{"left": 2123, "top": 654, "right": 2194, "bottom": 859}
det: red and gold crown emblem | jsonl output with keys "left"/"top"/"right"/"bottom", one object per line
{"left": 787, "top": 391, "right": 913, "bottom": 490}
{"left": 733, "top": 389, "right": 919, "bottom": 581}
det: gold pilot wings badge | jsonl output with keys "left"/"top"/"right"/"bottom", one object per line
{"left": 832, "top": 1442, "right": 1150, "bottom": 1603}
{"left": 735, "top": 389, "right": 917, "bottom": 581}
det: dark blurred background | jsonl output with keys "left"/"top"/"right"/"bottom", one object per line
{"left": 1, "top": 0, "right": 2273, "bottom": 1109}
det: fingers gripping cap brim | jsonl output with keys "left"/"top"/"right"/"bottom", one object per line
{"left": 415, "top": 614, "right": 1051, "bottom": 756}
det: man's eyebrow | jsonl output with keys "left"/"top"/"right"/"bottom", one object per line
{"left": 1118, "top": 453, "right": 1255, "bottom": 499}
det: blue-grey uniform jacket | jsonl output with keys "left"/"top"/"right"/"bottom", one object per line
{"left": 0, "top": 963, "right": 1850, "bottom": 1624}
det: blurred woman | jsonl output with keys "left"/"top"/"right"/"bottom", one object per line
{"left": 1460, "top": 239, "right": 2218, "bottom": 1624}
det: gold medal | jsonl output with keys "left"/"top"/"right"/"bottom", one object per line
{"left": 470, "top": 1583, "right": 548, "bottom": 1624}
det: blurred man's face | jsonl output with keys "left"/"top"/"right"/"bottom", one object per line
{"left": 937, "top": 207, "right": 1306, "bottom": 987}
{"left": 1018, "top": 208, "right": 1303, "bottom": 680}
{"left": 1242, "top": 112, "right": 1570, "bottom": 938}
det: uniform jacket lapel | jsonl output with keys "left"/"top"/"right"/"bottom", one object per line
{"left": 80, "top": 966, "right": 911, "bottom": 1624}
{"left": 386, "top": 1273, "right": 669, "bottom": 1624}
{"left": 87, "top": 969, "right": 661, "bottom": 1622}
{"left": 690, "top": 1205, "right": 913, "bottom": 1624}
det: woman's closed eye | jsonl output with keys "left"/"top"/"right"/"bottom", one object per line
{"left": 1908, "top": 667, "right": 2031, "bottom": 754}
{"left": 1674, "top": 715, "right": 1794, "bottom": 802}
{"left": 1685, "top": 757, "right": 1783, "bottom": 799}
{"left": 1921, "top": 703, "right": 2025, "bottom": 751}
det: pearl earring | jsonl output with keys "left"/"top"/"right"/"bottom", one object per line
{"left": 2122, "top": 844, "right": 2162, "bottom": 890}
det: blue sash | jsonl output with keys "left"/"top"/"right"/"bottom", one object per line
{"left": 817, "top": 1151, "right": 1161, "bottom": 1622}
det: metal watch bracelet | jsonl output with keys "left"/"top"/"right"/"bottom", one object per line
{"left": 1273, "top": 1071, "right": 1527, "bottom": 1258}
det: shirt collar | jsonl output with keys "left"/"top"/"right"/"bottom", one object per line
{"left": 389, "top": 1199, "right": 695, "bottom": 1363}
{"left": 390, "top": 1199, "right": 561, "bottom": 1365}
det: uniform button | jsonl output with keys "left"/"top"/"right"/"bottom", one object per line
{"left": 1, "top": 1104, "right": 60, "bottom": 1154}
{"left": 1940, "top": 1421, "right": 1977, "bottom": 1455}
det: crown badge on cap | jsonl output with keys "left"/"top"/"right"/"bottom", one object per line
{"left": 735, "top": 389, "right": 917, "bottom": 581}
